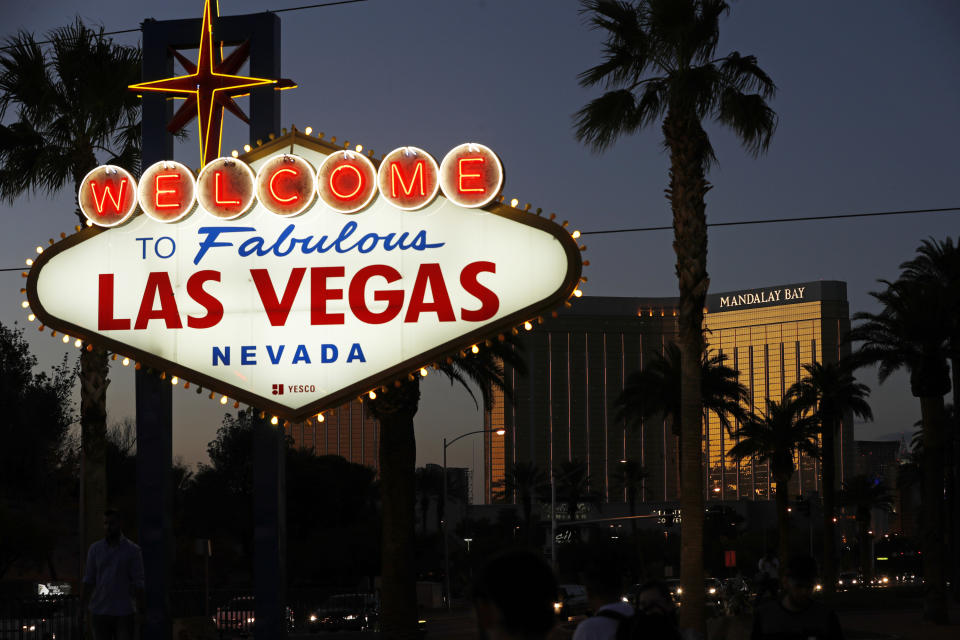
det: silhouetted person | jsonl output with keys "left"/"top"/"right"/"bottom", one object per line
{"left": 752, "top": 555, "right": 843, "bottom": 640}
{"left": 757, "top": 548, "right": 780, "bottom": 599}
{"left": 81, "top": 509, "right": 145, "bottom": 640}
{"left": 573, "top": 564, "right": 632, "bottom": 639}
{"left": 472, "top": 549, "right": 558, "bottom": 640}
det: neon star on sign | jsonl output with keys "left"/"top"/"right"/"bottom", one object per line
{"left": 128, "top": 0, "right": 294, "bottom": 166}
{"left": 27, "top": 131, "right": 583, "bottom": 422}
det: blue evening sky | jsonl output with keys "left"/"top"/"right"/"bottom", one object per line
{"left": 1, "top": 1, "right": 958, "bottom": 498}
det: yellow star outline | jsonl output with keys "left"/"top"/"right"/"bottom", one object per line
{"left": 129, "top": 0, "right": 288, "bottom": 166}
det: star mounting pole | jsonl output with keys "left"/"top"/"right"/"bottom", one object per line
{"left": 136, "top": 2, "right": 291, "bottom": 638}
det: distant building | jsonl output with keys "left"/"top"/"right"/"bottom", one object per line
{"left": 289, "top": 399, "right": 379, "bottom": 469}
{"left": 854, "top": 440, "right": 902, "bottom": 485}
{"left": 485, "top": 281, "right": 853, "bottom": 505}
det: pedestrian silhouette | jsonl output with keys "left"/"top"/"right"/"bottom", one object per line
{"left": 81, "top": 509, "right": 145, "bottom": 640}
{"left": 472, "top": 549, "right": 558, "bottom": 640}
{"left": 752, "top": 555, "right": 843, "bottom": 640}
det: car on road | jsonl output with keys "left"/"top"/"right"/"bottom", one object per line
{"left": 554, "top": 584, "right": 588, "bottom": 620}
{"left": 306, "top": 593, "right": 379, "bottom": 633}
{"left": 836, "top": 572, "right": 862, "bottom": 591}
{"left": 213, "top": 596, "right": 294, "bottom": 637}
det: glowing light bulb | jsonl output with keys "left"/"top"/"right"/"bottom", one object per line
{"left": 317, "top": 413, "right": 324, "bottom": 422}
{"left": 420, "top": 367, "right": 428, "bottom": 377}
{"left": 270, "top": 416, "right": 278, "bottom": 425}
{"left": 510, "top": 198, "right": 519, "bottom": 208}
{"left": 25, "top": 259, "right": 33, "bottom": 266}
{"left": 524, "top": 321, "right": 532, "bottom": 331}
{"left": 573, "top": 289, "right": 583, "bottom": 297}
{"left": 243, "top": 144, "right": 252, "bottom": 152}
{"left": 369, "top": 390, "right": 377, "bottom": 400}
{"left": 220, "top": 395, "right": 228, "bottom": 405}
{"left": 74, "top": 339, "right": 82, "bottom": 348}
{"left": 21, "top": 300, "right": 29, "bottom": 308}
{"left": 171, "top": 376, "right": 178, "bottom": 385}
{"left": 231, "top": 150, "right": 239, "bottom": 158}
{"left": 572, "top": 230, "right": 581, "bottom": 239}
{"left": 36, "top": 246, "right": 43, "bottom": 254}
{"left": 122, "top": 358, "right": 130, "bottom": 366}
{"left": 28, "top": 314, "right": 35, "bottom": 322}
{"left": 62, "top": 335, "right": 70, "bottom": 344}
{"left": 304, "top": 127, "right": 313, "bottom": 136}
{"left": 471, "top": 345, "right": 479, "bottom": 354}
{"left": 355, "top": 144, "right": 363, "bottom": 152}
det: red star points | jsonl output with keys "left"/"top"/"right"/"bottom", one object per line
{"left": 129, "top": 0, "right": 296, "bottom": 166}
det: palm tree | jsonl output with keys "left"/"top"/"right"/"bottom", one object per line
{"left": 369, "top": 340, "right": 525, "bottom": 639}
{"left": 494, "top": 460, "right": 549, "bottom": 547}
{"left": 849, "top": 278, "right": 951, "bottom": 623}
{"left": 614, "top": 342, "right": 750, "bottom": 471}
{"left": 575, "top": 2, "right": 776, "bottom": 626}
{"left": 0, "top": 21, "right": 140, "bottom": 561}
{"left": 726, "top": 398, "right": 819, "bottom": 565}
{"left": 612, "top": 459, "right": 647, "bottom": 538}
{"left": 900, "top": 237, "right": 960, "bottom": 600}
{"left": 554, "top": 458, "right": 600, "bottom": 522}
{"left": 838, "top": 475, "right": 893, "bottom": 580}
{"left": 788, "top": 360, "right": 872, "bottom": 595}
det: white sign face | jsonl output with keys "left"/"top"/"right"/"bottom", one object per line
{"left": 28, "top": 135, "right": 581, "bottom": 421}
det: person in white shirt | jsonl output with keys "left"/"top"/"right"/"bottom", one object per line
{"left": 572, "top": 565, "right": 633, "bottom": 640}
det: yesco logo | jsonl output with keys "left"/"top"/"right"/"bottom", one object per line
{"left": 272, "top": 384, "right": 315, "bottom": 395}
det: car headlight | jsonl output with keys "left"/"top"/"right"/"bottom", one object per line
{"left": 621, "top": 596, "right": 629, "bottom": 603}
{"left": 850, "top": 579, "right": 857, "bottom": 584}
{"left": 246, "top": 617, "right": 255, "bottom": 624}
{"left": 708, "top": 587, "right": 717, "bottom": 594}
{"left": 882, "top": 577, "right": 889, "bottom": 584}
{"left": 814, "top": 584, "right": 823, "bottom": 592}
{"left": 676, "top": 587, "right": 683, "bottom": 595}
{"left": 345, "top": 614, "right": 358, "bottom": 620}
{"left": 309, "top": 614, "right": 317, "bottom": 622}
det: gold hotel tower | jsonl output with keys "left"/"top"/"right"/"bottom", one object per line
{"left": 484, "top": 281, "right": 852, "bottom": 504}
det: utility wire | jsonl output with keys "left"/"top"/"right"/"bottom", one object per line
{"left": 580, "top": 206, "right": 960, "bottom": 236}
{"left": 0, "top": 0, "right": 370, "bottom": 52}
{"left": 3, "top": 205, "right": 959, "bottom": 274}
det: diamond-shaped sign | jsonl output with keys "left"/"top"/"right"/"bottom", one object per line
{"left": 27, "top": 131, "right": 582, "bottom": 422}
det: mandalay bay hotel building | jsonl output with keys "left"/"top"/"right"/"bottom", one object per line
{"left": 481, "top": 280, "right": 854, "bottom": 505}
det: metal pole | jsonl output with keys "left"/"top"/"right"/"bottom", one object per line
{"left": 443, "top": 438, "right": 450, "bottom": 611}
{"left": 550, "top": 472, "right": 557, "bottom": 570}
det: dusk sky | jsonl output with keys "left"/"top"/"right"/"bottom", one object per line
{"left": 2, "top": 1, "right": 958, "bottom": 499}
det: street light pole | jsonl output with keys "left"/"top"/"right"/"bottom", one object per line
{"left": 442, "top": 437, "right": 449, "bottom": 611}
{"left": 442, "top": 428, "right": 505, "bottom": 611}
{"left": 550, "top": 472, "right": 557, "bottom": 570}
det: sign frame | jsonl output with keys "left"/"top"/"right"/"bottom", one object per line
{"left": 26, "top": 129, "right": 583, "bottom": 422}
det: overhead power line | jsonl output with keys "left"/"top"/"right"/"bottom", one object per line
{"left": 3, "top": 205, "right": 959, "bottom": 274}
{"left": 580, "top": 206, "right": 960, "bottom": 236}
{"left": 0, "top": 0, "right": 370, "bottom": 52}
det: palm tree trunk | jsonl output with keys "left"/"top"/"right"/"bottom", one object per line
{"left": 372, "top": 380, "right": 421, "bottom": 639}
{"left": 775, "top": 476, "right": 790, "bottom": 567}
{"left": 79, "top": 346, "right": 108, "bottom": 558}
{"left": 821, "top": 418, "right": 838, "bottom": 596}
{"left": 73, "top": 164, "right": 110, "bottom": 574}
{"left": 919, "top": 395, "right": 947, "bottom": 623}
{"left": 950, "top": 356, "right": 960, "bottom": 603}
{"left": 665, "top": 109, "right": 711, "bottom": 636}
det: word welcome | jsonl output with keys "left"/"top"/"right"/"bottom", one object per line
{"left": 78, "top": 142, "right": 503, "bottom": 227}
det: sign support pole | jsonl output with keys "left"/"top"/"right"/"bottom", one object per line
{"left": 137, "top": 11, "right": 285, "bottom": 638}
{"left": 137, "top": 19, "right": 175, "bottom": 640}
